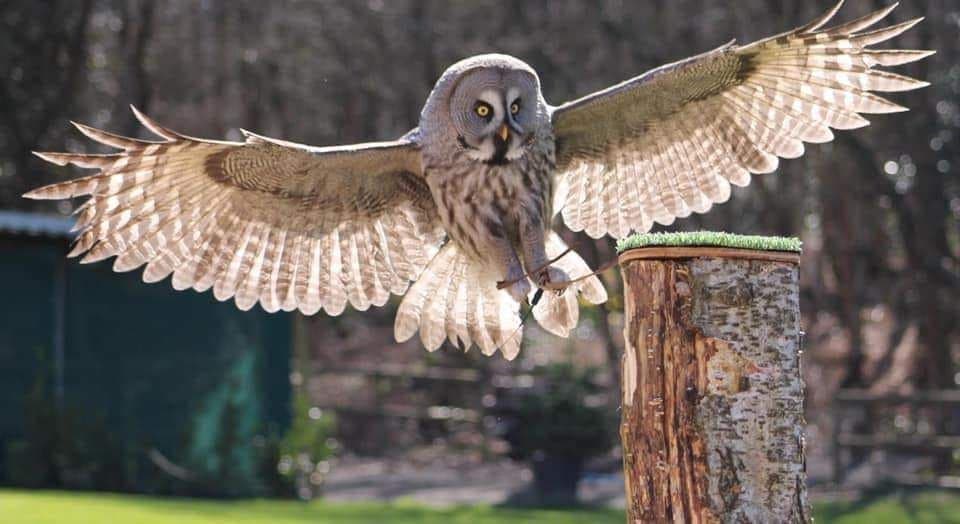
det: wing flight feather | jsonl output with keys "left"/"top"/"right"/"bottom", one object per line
{"left": 551, "top": 1, "right": 932, "bottom": 238}
{"left": 27, "top": 108, "right": 444, "bottom": 314}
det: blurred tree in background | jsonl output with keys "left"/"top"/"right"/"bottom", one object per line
{"left": 1, "top": 0, "right": 958, "bottom": 496}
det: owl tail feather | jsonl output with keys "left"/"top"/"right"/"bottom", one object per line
{"left": 530, "top": 232, "right": 608, "bottom": 338}
{"left": 393, "top": 233, "right": 608, "bottom": 360}
{"left": 394, "top": 242, "right": 524, "bottom": 360}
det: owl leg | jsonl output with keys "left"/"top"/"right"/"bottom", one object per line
{"left": 489, "top": 235, "right": 531, "bottom": 304}
{"left": 518, "top": 214, "right": 569, "bottom": 292}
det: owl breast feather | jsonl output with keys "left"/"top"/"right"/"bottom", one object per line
{"left": 425, "top": 138, "right": 555, "bottom": 265}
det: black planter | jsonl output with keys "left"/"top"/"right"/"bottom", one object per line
{"left": 530, "top": 454, "right": 584, "bottom": 506}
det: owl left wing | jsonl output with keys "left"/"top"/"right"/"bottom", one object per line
{"left": 26, "top": 108, "right": 444, "bottom": 315}
{"left": 550, "top": 1, "right": 932, "bottom": 239}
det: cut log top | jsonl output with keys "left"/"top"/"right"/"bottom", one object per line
{"left": 619, "top": 231, "right": 801, "bottom": 266}
{"left": 617, "top": 231, "right": 802, "bottom": 252}
{"left": 617, "top": 231, "right": 802, "bottom": 265}
{"left": 620, "top": 246, "right": 800, "bottom": 264}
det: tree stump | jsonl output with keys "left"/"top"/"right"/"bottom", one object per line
{"left": 617, "top": 233, "right": 807, "bottom": 523}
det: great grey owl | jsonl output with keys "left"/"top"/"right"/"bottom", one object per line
{"left": 27, "top": 2, "right": 931, "bottom": 360}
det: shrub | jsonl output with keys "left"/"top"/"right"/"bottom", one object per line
{"left": 502, "top": 363, "right": 615, "bottom": 462}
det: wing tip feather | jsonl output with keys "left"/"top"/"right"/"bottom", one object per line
{"left": 859, "top": 17, "right": 925, "bottom": 44}
{"left": 70, "top": 120, "right": 150, "bottom": 150}
{"left": 32, "top": 151, "right": 70, "bottom": 166}
{"left": 800, "top": 0, "right": 845, "bottom": 34}
{"left": 130, "top": 105, "right": 182, "bottom": 141}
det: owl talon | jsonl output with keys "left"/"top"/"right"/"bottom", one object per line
{"left": 536, "top": 266, "right": 570, "bottom": 294}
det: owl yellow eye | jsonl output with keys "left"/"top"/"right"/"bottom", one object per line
{"left": 474, "top": 103, "right": 491, "bottom": 118}
{"left": 510, "top": 101, "right": 520, "bottom": 115}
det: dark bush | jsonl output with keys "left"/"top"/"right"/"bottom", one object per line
{"left": 5, "top": 374, "right": 125, "bottom": 491}
{"left": 497, "top": 363, "right": 616, "bottom": 505}
{"left": 502, "top": 364, "right": 614, "bottom": 461}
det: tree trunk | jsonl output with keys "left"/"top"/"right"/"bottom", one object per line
{"left": 618, "top": 247, "right": 808, "bottom": 523}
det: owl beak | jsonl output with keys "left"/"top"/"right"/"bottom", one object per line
{"left": 497, "top": 123, "right": 510, "bottom": 142}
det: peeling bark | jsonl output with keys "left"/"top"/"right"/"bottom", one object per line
{"left": 619, "top": 249, "right": 807, "bottom": 523}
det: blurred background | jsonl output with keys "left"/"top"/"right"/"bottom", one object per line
{"left": 1, "top": 0, "right": 958, "bottom": 522}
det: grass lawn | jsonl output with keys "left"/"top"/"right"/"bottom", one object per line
{"left": 815, "top": 490, "right": 960, "bottom": 524}
{"left": 2, "top": 488, "right": 959, "bottom": 523}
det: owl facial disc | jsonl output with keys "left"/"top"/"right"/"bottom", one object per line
{"left": 463, "top": 89, "right": 525, "bottom": 165}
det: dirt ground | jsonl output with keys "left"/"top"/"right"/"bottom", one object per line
{"left": 321, "top": 436, "right": 874, "bottom": 508}
{"left": 322, "top": 451, "right": 625, "bottom": 507}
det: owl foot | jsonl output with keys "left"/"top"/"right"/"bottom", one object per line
{"left": 499, "top": 276, "right": 532, "bottom": 304}
{"left": 536, "top": 266, "right": 570, "bottom": 294}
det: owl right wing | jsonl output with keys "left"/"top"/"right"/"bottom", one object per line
{"left": 550, "top": 1, "right": 932, "bottom": 239}
{"left": 26, "top": 107, "right": 444, "bottom": 315}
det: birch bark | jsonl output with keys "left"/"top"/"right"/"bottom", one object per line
{"left": 619, "top": 248, "right": 807, "bottom": 523}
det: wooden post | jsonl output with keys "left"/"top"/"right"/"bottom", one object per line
{"left": 618, "top": 244, "right": 807, "bottom": 523}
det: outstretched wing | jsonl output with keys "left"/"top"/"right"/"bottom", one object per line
{"left": 551, "top": 1, "right": 933, "bottom": 239}
{"left": 26, "top": 107, "right": 444, "bottom": 315}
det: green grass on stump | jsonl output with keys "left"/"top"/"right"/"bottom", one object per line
{"left": 617, "top": 231, "right": 802, "bottom": 254}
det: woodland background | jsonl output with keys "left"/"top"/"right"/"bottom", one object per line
{"left": 1, "top": 0, "right": 958, "bottom": 504}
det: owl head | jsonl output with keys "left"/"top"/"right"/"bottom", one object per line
{"left": 421, "top": 54, "right": 546, "bottom": 165}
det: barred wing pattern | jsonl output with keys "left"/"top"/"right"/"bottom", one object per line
{"left": 551, "top": 1, "right": 933, "bottom": 239}
{"left": 26, "top": 108, "right": 444, "bottom": 314}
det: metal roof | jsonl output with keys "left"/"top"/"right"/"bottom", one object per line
{"left": 0, "top": 210, "right": 75, "bottom": 238}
